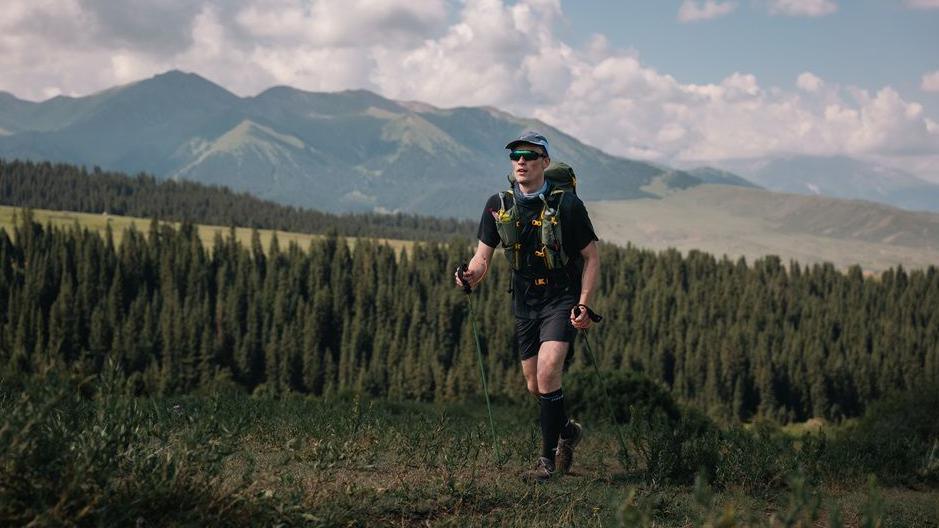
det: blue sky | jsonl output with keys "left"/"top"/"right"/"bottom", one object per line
{"left": 561, "top": 0, "right": 938, "bottom": 113}
{"left": 1, "top": 0, "right": 936, "bottom": 179}
{"left": 562, "top": 0, "right": 939, "bottom": 91}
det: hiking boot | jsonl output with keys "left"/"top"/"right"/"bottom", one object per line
{"left": 555, "top": 419, "right": 583, "bottom": 474}
{"left": 522, "top": 456, "right": 555, "bottom": 482}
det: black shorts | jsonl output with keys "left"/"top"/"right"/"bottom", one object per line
{"left": 515, "top": 310, "right": 577, "bottom": 361}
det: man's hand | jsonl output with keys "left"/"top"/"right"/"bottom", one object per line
{"left": 455, "top": 241, "right": 495, "bottom": 290}
{"left": 455, "top": 261, "right": 485, "bottom": 289}
{"left": 570, "top": 305, "right": 592, "bottom": 330}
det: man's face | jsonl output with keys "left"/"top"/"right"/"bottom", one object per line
{"left": 510, "top": 143, "right": 550, "bottom": 186}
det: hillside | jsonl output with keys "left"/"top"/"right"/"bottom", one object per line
{"left": 0, "top": 205, "right": 414, "bottom": 255}
{"left": 589, "top": 184, "right": 939, "bottom": 272}
{"left": 716, "top": 155, "right": 939, "bottom": 214}
{"left": 0, "top": 158, "right": 474, "bottom": 242}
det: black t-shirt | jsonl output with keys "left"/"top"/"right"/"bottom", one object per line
{"left": 477, "top": 187, "right": 598, "bottom": 319}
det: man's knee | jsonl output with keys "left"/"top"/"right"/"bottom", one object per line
{"left": 536, "top": 371, "right": 562, "bottom": 393}
{"left": 526, "top": 378, "right": 539, "bottom": 396}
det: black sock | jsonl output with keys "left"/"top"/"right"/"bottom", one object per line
{"left": 539, "top": 389, "right": 567, "bottom": 461}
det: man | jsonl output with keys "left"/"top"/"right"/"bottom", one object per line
{"left": 455, "top": 131, "right": 600, "bottom": 481}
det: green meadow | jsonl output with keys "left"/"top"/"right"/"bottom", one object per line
{"left": 0, "top": 205, "right": 414, "bottom": 255}
{"left": 3, "top": 368, "right": 937, "bottom": 527}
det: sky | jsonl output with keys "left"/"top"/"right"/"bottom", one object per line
{"left": 1, "top": 0, "right": 937, "bottom": 180}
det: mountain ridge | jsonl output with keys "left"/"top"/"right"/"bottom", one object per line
{"left": 0, "top": 69, "right": 732, "bottom": 218}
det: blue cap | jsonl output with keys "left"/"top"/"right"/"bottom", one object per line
{"left": 505, "top": 131, "right": 550, "bottom": 157}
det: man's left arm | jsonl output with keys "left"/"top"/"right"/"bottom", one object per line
{"left": 571, "top": 240, "right": 599, "bottom": 329}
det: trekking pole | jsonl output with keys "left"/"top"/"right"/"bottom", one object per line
{"left": 573, "top": 304, "right": 630, "bottom": 465}
{"left": 456, "top": 263, "right": 500, "bottom": 458}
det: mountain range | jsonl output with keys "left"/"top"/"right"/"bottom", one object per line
{"left": 3, "top": 70, "right": 939, "bottom": 271}
{"left": 0, "top": 70, "right": 732, "bottom": 219}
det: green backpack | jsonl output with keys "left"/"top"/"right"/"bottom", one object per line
{"left": 495, "top": 162, "right": 577, "bottom": 271}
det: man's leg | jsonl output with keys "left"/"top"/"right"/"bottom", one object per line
{"left": 521, "top": 356, "right": 539, "bottom": 397}
{"left": 536, "top": 341, "right": 569, "bottom": 464}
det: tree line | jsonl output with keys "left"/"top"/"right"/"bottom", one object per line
{"left": 0, "top": 158, "right": 475, "bottom": 241}
{"left": 2, "top": 211, "right": 936, "bottom": 422}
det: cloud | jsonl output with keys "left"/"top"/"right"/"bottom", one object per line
{"left": 923, "top": 71, "right": 939, "bottom": 92}
{"left": 677, "top": 0, "right": 737, "bottom": 22}
{"left": 797, "top": 72, "right": 824, "bottom": 92}
{"left": 767, "top": 0, "right": 838, "bottom": 16}
{"left": 234, "top": 0, "right": 447, "bottom": 48}
{"left": 0, "top": 0, "right": 935, "bottom": 176}
{"left": 905, "top": 0, "right": 939, "bottom": 8}
{"left": 78, "top": 0, "right": 205, "bottom": 55}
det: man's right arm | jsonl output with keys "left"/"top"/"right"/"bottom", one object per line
{"left": 454, "top": 194, "right": 501, "bottom": 288}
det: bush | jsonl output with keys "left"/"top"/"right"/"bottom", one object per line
{"left": 821, "top": 384, "right": 939, "bottom": 485}
{"left": 566, "top": 369, "right": 721, "bottom": 484}
{"left": 565, "top": 369, "right": 679, "bottom": 425}
{"left": 714, "top": 421, "right": 801, "bottom": 494}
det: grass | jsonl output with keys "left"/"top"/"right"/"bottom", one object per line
{"left": 0, "top": 205, "right": 415, "bottom": 255}
{"left": 590, "top": 184, "right": 939, "bottom": 274}
{"left": 2, "top": 369, "right": 937, "bottom": 527}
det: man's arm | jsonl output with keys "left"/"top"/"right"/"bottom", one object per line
{"left": 571, "top": 240, "right": 599, "bottom": 329}
{"left": 454, "top": 240, "right": 496, "bottom": 288}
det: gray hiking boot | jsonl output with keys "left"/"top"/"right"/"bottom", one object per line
{"left": 523, "top": 456, "right": 556, "bottom": 482}
{"left": 555, "top": 419, "right": 583, "bottom": 474}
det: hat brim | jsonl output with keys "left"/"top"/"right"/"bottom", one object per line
{"left": 505, "top": 140, "right": 549, "bottom": 154}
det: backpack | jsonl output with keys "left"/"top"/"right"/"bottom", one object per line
{"left": 494, "top": 162, "right": 577, "bottom": 272}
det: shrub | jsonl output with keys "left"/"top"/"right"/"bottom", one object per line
{"left": 714, "top": 421, "right": 800, "bottom": 494}
{"left": 566, "top": 369, "right": 721, "bottom": 484}
{"left": 565, "top": 369, "right": 679, "bottom": 425}
{"left": 822, "top": 384, "right": 939, "bottom": 485}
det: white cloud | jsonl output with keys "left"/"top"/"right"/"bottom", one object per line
{"left": 677, "top": 0, "right": 737, "bottom": 22}
{"left": 234, "top": 0, "right": 447, "bottom": 48}
{"left": 767, "top": 0, "right": 838, "bottom": 16}
{"left": 797, "top": 72, "right": 824, "bottom": 92}
{"left": 905, "top": 0, "right": 939, "bottom": 8}
{"left": 0, "top": 0, "right": 935, "bottom": 177}
{"left": 922, "top": 71, "right": 939, "bottom": 92}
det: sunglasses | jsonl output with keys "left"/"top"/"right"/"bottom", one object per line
{"left": 509, "top": 150, "right": 547, "bottom": 161}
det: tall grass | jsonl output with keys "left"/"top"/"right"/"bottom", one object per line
{"left": 1, "top": 366, "right": 933, "bottom": 526}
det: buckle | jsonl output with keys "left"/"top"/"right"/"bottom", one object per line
{"left": 534, "top": 278, "right": 547, "bottom": 286}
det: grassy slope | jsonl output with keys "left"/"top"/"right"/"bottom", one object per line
{"left": 590, "top": 184, "right": 939, "bottom": 273}
{"left": 0, "top": 205, "right": 415, "bottom": 254}
{"left": 5, "top": 387, "right": 935, "bottom": 527}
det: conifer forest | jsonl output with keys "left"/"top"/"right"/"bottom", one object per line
{"left": 2, "top": 205, "right": 936, "bottom": 423}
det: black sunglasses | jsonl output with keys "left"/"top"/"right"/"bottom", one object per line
{"left": 509, "top": 150, "right": 547, "bottom": 161}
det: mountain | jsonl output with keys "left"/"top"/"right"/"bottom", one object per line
{"left": 716, "top": 155, "right": 939, "bottom": 214}
{"left": 686, "top": 166, "right": 760, "bottom": 188}
{"left": 0, "top": 70, "right": 743, "bottom": 218}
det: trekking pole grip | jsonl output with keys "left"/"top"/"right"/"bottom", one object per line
{"left": 456, "top": 263, "right": 472, "bottom": 294}
{"left": 573, "top": 304, "right": 603, "bottom": 323}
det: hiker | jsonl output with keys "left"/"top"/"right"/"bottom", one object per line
{"left": 455, "top": 131, "right": 600, "bottom": 481}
